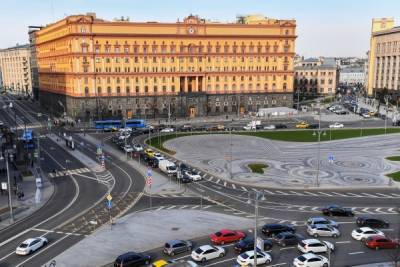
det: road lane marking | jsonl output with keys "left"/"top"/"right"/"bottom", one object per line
{"left": 360, "top": 192, "right": 378, "bottom": 198}
{"left": 190, "top": 205, "right": 199, "bottom": 209}
{"left": 223, "top": 181, "right": 227, "bottom": 187}
{"left": 390, "top": 193, "right": 400, "bottom": 197}
{"left": 204, "top": 257, "right": 235, "bottom": 267}
{"left": 241, "top": 186, "right": 248, "bottom": 191}
{"left": 216, "top": 179, "right": 221, "bottom": 184}
{"left": 275, "top": 190, "right": 289, "bottom": 195}
{"left": 303, "top": 191, "right": 318, "bottom": 196}
{"left": 375, "top": 193, "right": 393, "bottom": 198}
{"left": 345, "top": 192, "right": 362, "bottom": 197}
{"left": 264, "top": 189, "right": 275, "bottom": 195}
{"left": 335, "top": 241, "right": 351, "bottom": 244}
{"left": 280, "top": 247, "right": 295, "bottom": 251}
{"left": 270, "top": 263, "right": 287, "bottom": 266}
{"left": 289, "top": 191, "right": 304, "bottom": 195}
{"left": 331, "top": 192, "right": 347, "bottom": 197}
{"left": 348, "top": 251, "right": 364, "bottom": 255}
{"left": 166, "top": 206, "right": 176, "bottom": 210}
{"left": 231, "top": 184, "right": 236, "bottom": 189}
{"left": 317, "top": 192, "right": 333, "bottom": 196}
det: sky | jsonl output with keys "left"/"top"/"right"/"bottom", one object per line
{"left": 1, "top": 0, "right": 400, "bottom": 57}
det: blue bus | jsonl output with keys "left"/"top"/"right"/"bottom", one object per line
{"left": 125, "top": 119, "right": 146, "bottom": 129}
{"left": 95, "top": 120, "right": 122, "bottom": 131}
{"left": 21, "top": 129, "right": 35, "bottom": 149}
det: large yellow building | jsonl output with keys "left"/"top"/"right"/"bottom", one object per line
{"left": 35, "top": 13, "right": 296, "bottom": 119}
{"left": 367, "top": 18, "right": 400, "bottom": 97}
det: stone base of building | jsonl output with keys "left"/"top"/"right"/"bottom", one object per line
{"left": 39, "top": 91, "right": 293, "bottom": 120}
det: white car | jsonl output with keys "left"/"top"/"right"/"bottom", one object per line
{"left": 133, "top": 144, "right": 143, "bottom": 152}
{"left": 298, "top": 239, "right": 334, "bottom": 254}
{"left": 16, "top": 237, "right": 48, "bottom": 255}
{"left": 184, "top": 170, "right": 202, "bottom": 181}
{"left": 236, "top": 250, "right": 272, "bottom": 266}
{"left": 191, "top": 245, "right": 225, "bottom": 262}
{"left": 161, "top": 127, "right": 174, "bottom": 133}
{"left": 123, "top": 145, "right": 134, "bottom": 153}
{"left": 264, "top": 125, "right": 276, "bottom": 130}
{"left": 329, "top": 122, "right": 344, "bottom": 129}
{"left": 118, "top": 133, "right": 130, "bottom": 140}
{"left": 307, "top": 224, "right": 340, "bottom": 238}
{"left": 361, "top": 113, "right": 370, "bottom": 118}
{"left": 351, "top": 227, "right": 384, "bottom": 241}
{"left": 243, "top": 125, "right": 255, "bottom": 131}
{"left": 119, "top": 127, "right": 132, "bottom": 133}
{"left": 293, "top": 253, "right": 329, "bottom": 267}
{"left": 153, "top": 153, "right": 165, "bottom": 161}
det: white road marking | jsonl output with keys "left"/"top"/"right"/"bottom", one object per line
{"left": 289, "top": 191, "right": 304, "bottom": 196}
{"left": 241, "top": 186, "right": 248, "bottom": 191}
{"left": 179, "top": 205, "right": 188, "bottom": 209}
{"left": 390, "top": 193, "right": 400, "bottom": 197}
{"left": 280, "top": 247, "right": 295, "bottom": 251}
{"left": 202, "top": 205, "right": 212, "bottom": 209}
{"left": 317, "top": 192, "right": 333, "bottom": 196}
{"left": 215, "top": 179, "right": 221, "bottom": 184}
{"left": 303, "top": 191, "right": 318, "bottom": 196}
{"left": 275, "top": 190, "right": 289, "bottom": 195}
{"left": 348, "top": 251, "right": 364, "bottom": 255}
{"left": 345, "top": 192, "right": 362, "bottom": 197}
{"left": 375, "top": 193, "right": 393, "bottom": 198}
{"left": 166, "top": 205, "right": 176, "bottom": 210}
{"left": 361, "top": 192, "right": 378, "bottom": 198}
{"left": 223, "top": 181, "right": 227, "bottom": 187}
{"left": 190, "top": 205, "right": 199, "bottom": 209}
{"left": 231, "top": 183, "right": 236, "bottom": 189}
{"left": 331, "top": 192, "right": 347, "bottom": 197}
{"left": 335, "top": 241, "right": 351, "bottom": 244}
{"left": 263, "top": 189, "right": 275, "bottom": 195}
{"left": 270, "top": 263, "right": 287, "bottom": 267}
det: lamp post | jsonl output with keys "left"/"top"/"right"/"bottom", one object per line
{"left": 247, "top": 190, "right": 265, "bottom": 266}
{"left": 1, "top": 151, "right": 15, "bottom": 223}
{"left": 384, "top": 95, "right": 390, "bottom": 135}
{"left": 58, "top": 100, "right": 66, "bottom": 117}
{"left": 312, "top": 101, "right": 326, "bottom": 187}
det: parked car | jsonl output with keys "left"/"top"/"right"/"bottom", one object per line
{"left": 296, "top": 122, "right": 309, "bottom": 129}
{"left": 298, "top": 239, "right": 334, "bottom": 254}
{"left": 365, "top": 235, "right": 400, "bottom": 250}
{"left": 152, "top": 260, "right": 175, "bottom": 267}
{"left": 133, "top": 144, "right": 143, "bottom": 152}
{"left": 123, "top": 145, "right": 134, "bottom": 153}
{"left": 233, "top": 238, "right": 273, "bottom": 254}
{"left": 210, "top": 229, "right": 246, "bottom": 245}
{"left": 356, "top": 216, "right": 389, "bottom": 228}
{"left": 144, "top": 148, "right": 156, "bottom": 158}
{"left": 273, "top": 232, "right": 304, "bottom": 247}
{"left": 361, "top": 113, "right": 371, "bottom": 118}
{"left": 308, "top": 124, "right": 319, "bottom": 129}
{"left": 165, "top": 260, "right": 198, "bottom": 267}
{"left": 275, "top": 124, "right": 288, "bottom": 129}
{"left": 161, "top": 127, "right": 174, "bottom": 133}
{"left": 153, "top": 153, "right": 165, "bottom": 161}
{"left": 306, "top": 217, "right": 338, "bottom": 228}
{"left": 236, "top": 250, "right": 272, "bottom": 266}
{"left": 163, "top": 239, "right": 193, "bottom": 256}
{"left": 293, "top": 253, "right": 329, "bottom": 267}
{"left": 190, "top": 245, "right": 225, "bottom": 262}
{"left": 307, "top": 224, "right": 340, "bottom": 238}
{"left": 351, "top": 227, "right": 385, "bottom": 241}
{"left": 183, "top": 170, "right": 202, "bottom": 181}
{"left": 329, "top": 123, "right": 344, "bottom": 129}
{"left": 114, "top": 252, "right": 151, "bottom": 267}
{"left": 321, "top": 205, "right": 354, "bottom": 217}
{"left": 263, "top": 125, "right": 276, "bottom": 130}
{"left": 261, "top": 223, "right": 295, "bottom": 237}
{"left": 16, "top": 237, "right": 48, "bottom": 255}
{"left": 335, "top": 109, "right": 349, "bottom": 115}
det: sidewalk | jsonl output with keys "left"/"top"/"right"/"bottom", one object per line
{"left": 353, "top": 262, "right": 397, "bottom": 267}
{"left": 0, "top": 170, "right": 54, "bottom": 230}
{"left": 80, "top": 133, "right": 187, "bottom": 196}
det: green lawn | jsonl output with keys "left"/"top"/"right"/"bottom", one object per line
{"left": 386, "top": 156, "right": 400, "bottom": 161}
{"left": 387, "top": 171, "right": 400, "bottom": 182}
{"left": 248, "top": 163, "right": 268, "bottom": 174}
{"left": 146, "top": 128, "right": 400, "bottom": 154}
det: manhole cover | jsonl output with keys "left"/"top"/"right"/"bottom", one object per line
{"left": 171, "top": 227, "right": 180, "bottom": 231}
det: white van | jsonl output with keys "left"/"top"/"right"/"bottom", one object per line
{"left": 158, "top": 160, "right": 177, "bottom": 176}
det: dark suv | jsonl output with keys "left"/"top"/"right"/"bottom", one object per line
{"left": 273, "top": 232, "right": 304, "bottom": 247}
{"left": 233, "top": 238, "right": 273, "bottom": 254}
{"left": 356, "top": 216, "right": 389, "bottom": 228}
{"left": 322, "top": 205, "right": 354, "bottom": 217}
{"left": 261, "top": 224, "right": 295, "bottom": 237}
{"left": 114, "top": 252, "right": 151, "bottom": 267}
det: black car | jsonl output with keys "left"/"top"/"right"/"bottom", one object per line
{"left": 308, "top": 124, "right": 318, "bottom": 129}
{"left": 114, "top": 252, "right": 151, "bottom": 267}
{"left": 233, "top": 238, "right": 273, "bottom": 254}
{"left": 179, "top": 163, "right": 190, "bottom": 172}
{"left": 275, "top": 124, "right": 287, "bottom": 129}
{"left": 322, "top": 205, "right": 354, "bottom": 217}
{"left": 273, "top": 232, "right": 304, "bottom": 247}
{"left": 356, "top": 216, "right": 389, "bottom": 228}
{"left": 179, "top": 175, "right": 192, "bottom": 183}
{"left": 141, "top": 154, "right": 159, "bottom": 168}
{"left": 261, "top": 224, "right": 295, "bottom": 237}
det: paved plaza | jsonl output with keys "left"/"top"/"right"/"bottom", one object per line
{"left": 165, "top": 134, "right": 400, "bottom": 188}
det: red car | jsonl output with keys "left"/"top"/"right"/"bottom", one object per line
{"left": 210, "top": 229, "right": 246, "bottom": 245}
{"left": 365, "top": 235, "right": 400, "bottom": 249}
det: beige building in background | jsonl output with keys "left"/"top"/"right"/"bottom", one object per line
{"left": 0, "top": 44, "right": 32, "bottom": 95}
{"left": 367, "top": 18, "right": 400, "bottom": 96}
{"left": 294, "top": 57, "right": 339, "bottom": 96}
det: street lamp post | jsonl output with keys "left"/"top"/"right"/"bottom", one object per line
{"left": 247, "top": 190, "right": 265, "bottom": 266}
{"left": 1, "top": 151, "right": 15, "bottom": 223}
{"left": 313, "top": 101, "right": 325, "bottom": 187}
{"left": 384, "top": 95, "right": 390, "bottom": 135}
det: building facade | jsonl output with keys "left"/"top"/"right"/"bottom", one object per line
{"left": 367, "top": 18, "right": 400, "bottom": 96}
{"left": 339, "top": 67, "right": 365, "bottom": 85}
{"left": 294, "top": 57, "right": 338, "bottom": 96}
{"left": 35, "top": 13, "right": 296, "bottom": 119}
{"left": 29, "top": 26, "right": 42, "bottom": 101}
{"left": 0, "top": 44, "right": 32, "bottom": 95}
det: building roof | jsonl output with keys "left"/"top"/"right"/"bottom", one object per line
{"left": 0, "top": 44, "right": 30, "bottom": 52}
{"left": 373, "top": 26, "right": 400, "bottom": 36}
{"left": 295, "top": 65, "right": 337, "bottom": 71}
{"left": 340, "top": 67, "right": 364, "bottom": 73}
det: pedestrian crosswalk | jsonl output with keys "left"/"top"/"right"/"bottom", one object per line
{"left": 48, "top": 167, "right": 90, "bottom": 178}
{"left": 150, "top": 205, "right": 213, "bottom": 211}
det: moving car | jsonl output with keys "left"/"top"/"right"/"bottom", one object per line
{"left": 296, "top": 122, "right": 309, "bottom": 129}
{"left": 273, "top": 232, "right": 304, "bottom": 247}
{"left": 145, "top": 148, "right": 156, "bottom": 158}
{"left": 275, "top": 124, "right": 288, "bottom": 129}
{"left": 306, "top": 217, "right": 338, "bottom": 228}
{"left": 183, "top": 170, "right": 202, "bottom": 181}
{"left": 321, "top": 205, "right": 354, "bottom": 217}
{"left": 329, "top": 123, "right": 344, "bottom": 129}
{"left": 356, "top": 217, "right": 389, "bottom": 228}
{"left": 351, "top": 227, "right": 385, "bottom": 241}
{"left": 365, "top": 235, "right": 400, "bottom": 250}
{"left": 261, "top": 223, "right": 295, "bottom": 237}
{"left": 163, "top": 239, "right": 193, "bottom": 256}
{"left": 114, "top": 252, "right": 151, "bottom": 267}
{"left": 16, "top": 237, "right": 48, "bottom": 255}
{"left": 236, "top": 250, "right": 272, "bottom": 266}
{"left": 190, "top": 245, "right": 225, "bottom": 262}
{"left": 123, "top": 145, "right": 134, "bottom": 153}
{"left": 161, "top": 127, "right": 174, "bottom": 133}
{"left": 263, "top": 124, "right": 276, "bottom": 130}
{"left": 307, "top": 224, "right": 340, "bottom": 238}
{"left": 298, "top": 239, "right": 334, "bottom": 254}
{"left": 159, "top": 160, "right": 177, "bottom": 176}
{"left": 233, "top": 238, "right": 273, "bottom": 254}
{"left": 153, "top": 153, "right": 165, "bottom": 161}
{"left": 210, "top": 229, "right": 246, "bottom": 245}
{"left": 133, "top": 144, "right": 143, "bottom": 152}
{"left": 293, "top": 253, "right": 329, "bottom": 267}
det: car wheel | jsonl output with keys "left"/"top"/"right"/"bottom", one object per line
{"left": 170, "top": 251, "right": 174, "bottom": 256}
{"left": 375, "top": 246, "right": 379, "bottom": 250}
{"left": 282, "top": 243, "right": 286, "bottom": 247}
{"left": 323, "top": 263, "right": 328, "bottom": 267}
{"left": 201, "top": 258, "right": 206, "bottom": 262}
{"left": 43, "top": 241, "right": 48, "bottom": 246}
{"left": 266, "top": 259, "right": 271, "bottom": 264}
{"left": 145, "top": 260, "right": 150, "bottom": 265}
{"left": 333, "top": 234, "right": 338, "bottom": 238}
{"left": 361, "top": 238, "right": 366, "bottom": 242}
{"left": 220, "top": 241, "right": 225, "bottom": 245}
{"left": 313, "top": 233, "right": 319, "bottom": 238}
{"left": 28, "top": 249, "right": 32, "bottom": 255}
{"left": 219, "top": 253, "right": 225, "bottom": 258}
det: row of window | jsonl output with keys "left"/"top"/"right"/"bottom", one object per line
{"left": 376, "top": 41, "right": 400, "bottom": 54}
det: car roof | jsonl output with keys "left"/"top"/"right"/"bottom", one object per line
{"left": 117, "top": 252, "right": 141, "bottom": 259}
{"left": 218, "top": 229, "right": 235, "bottom": 234}
{"left": 359, "top": 227, "right": 374, "bottom": 231}
{"left": 167, "top": 239, "right": 185, "bottom": 245}
{"left": 310, "top": 217, "right": 328, "bottom": 221}
{"left": 198, "top": 245, "right": 214, "bottom": 250}
{"left": 23, "top": 238, "right": 37, "bottom": 244}
{"left": 302, "top": 239, "right": 322, "bottom": 245}
{"left": 302, "top": 253, "right": 319, "bottom": 259}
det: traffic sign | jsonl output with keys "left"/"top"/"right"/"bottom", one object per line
{"left": 328, "top": 154, "right": 334, "bottom": 163}
{"left": 147, "top": 168, "right": 152, "bottom": 177}
{"left": 1, "top": 182, "right": 7, "bottom": 190}
{"left": 106, "top": 200, "right": 112, "bottom": 209}
{"left": 146, "top": 177, "right": 152, "bottom": 186}
{"left": 256, "top": 237, "right": 264, "bottom": 251}
{"left": 106, "top": 194, "right": 112, "bottom": 201}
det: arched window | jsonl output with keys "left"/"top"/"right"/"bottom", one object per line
{"left": 84, "top": 87, "right": 89, "bottom": 95}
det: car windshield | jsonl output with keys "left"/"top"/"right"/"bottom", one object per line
{"left": 297, "top": 256, "right": 306, "bottom": 262}
{"left": 356, "top": 229, "right": 362, "bottom": 233}
{"left": 241, "top": 253, "right": 249, "bottom": 259}
{"left": 194, "top": 247, "right": 203, "bottom": 254}
{"left": 214, "top": 232, "right": 222, "bottom": 237}
{"left": 19, "top": 243, "right": 28, "bottom": 248}
{"left": 165, "top": 243, "right": 171, "bottom": 248}
{"left": 167, "top": 166, "right": 176, "bottom": 171}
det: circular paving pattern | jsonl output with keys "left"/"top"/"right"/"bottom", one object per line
{"left": 165, "top": 134, "right": 400, "bottom": 188}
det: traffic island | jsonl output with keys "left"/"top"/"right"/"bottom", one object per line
{"left": 387, "top": 171, "right": 400, "bottom": 182}
{"left": 248, "top": 163, "right": 268, "bottom": 174}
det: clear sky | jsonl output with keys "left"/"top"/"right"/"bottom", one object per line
{"left": 1, "top": 0, "right": 400, "bottom": 57}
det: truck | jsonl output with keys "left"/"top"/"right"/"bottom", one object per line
{"left": 158, "top": 160, "right": 177, "bottom": 176}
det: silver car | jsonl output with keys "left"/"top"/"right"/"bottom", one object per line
{"left": 306, "top": 217, "right": 338, "bottom": 228}
{"left": 307, "top": 224, "right": 340, "bottom": 238}
{"left": 164, "top": 240, "right": 193, "bottom": 256}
